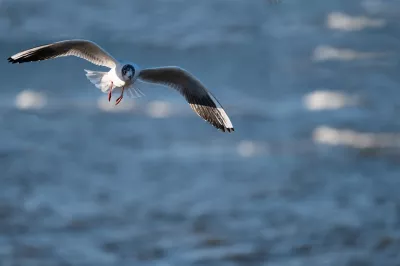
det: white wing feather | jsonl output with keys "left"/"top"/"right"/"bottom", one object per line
{"left": 138, "top": 66, "right": 234, "bottom": 132}
{"left": 8, "top": 39, "right": 117, "bottom": 68}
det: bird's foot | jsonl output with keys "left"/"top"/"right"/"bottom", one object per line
{"left": 115, "top": 95, "right": 123, "bottom": 105}
{"left": 115, "top": 86, "right": 125, "bottom": 106}
{"left": 108, "top": 82, "right": 113, "bottom": 102}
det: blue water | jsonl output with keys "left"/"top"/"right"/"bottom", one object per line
{"left": 1, "top": 0, "right": 400, "bottom": 265}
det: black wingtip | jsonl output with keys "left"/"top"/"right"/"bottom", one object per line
{"left": 222, "top": 127, "right": 234, "bottom": 133}
{"left": 7, "top": 57, "right": 17, "bottom": 64}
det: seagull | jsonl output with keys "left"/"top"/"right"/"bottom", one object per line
{"left": 7, "top": 39, "right": 234, "bottom": 132}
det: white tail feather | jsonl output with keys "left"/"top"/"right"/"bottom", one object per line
{"left": 126, "top": 86, "right": 145, "bottom": 99}
{"left": 84, "top": 69, "right": 112, "bottom": 93}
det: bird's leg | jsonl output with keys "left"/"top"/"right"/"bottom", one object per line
{"left": 115, "top": 86, "right": 125, "bottom": 105}
{"left": 108, "top": 82, "right": 113, "bottom": 102}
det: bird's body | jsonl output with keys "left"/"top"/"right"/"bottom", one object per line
{"left": 7, "top": 39, "right": 234, "bottom": 132}
{"left": 84, "top": 61, "right": 144, "bottom": 101}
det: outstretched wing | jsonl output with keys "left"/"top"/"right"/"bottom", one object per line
{"left": 138, "top": 66, "right": 234, "bottom": 132}
{"left": 7, "top": 39, "right": 117, "bottom": 68}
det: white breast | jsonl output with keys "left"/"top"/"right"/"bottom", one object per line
{"left": 108, "top": 67, "right": 126, "bottom": 87}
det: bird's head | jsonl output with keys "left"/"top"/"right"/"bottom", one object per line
{"left": 121, "top": 64, "right": 135, "bottom": 81}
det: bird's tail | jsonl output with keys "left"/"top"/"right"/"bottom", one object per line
{"left": 84, "top": 69, "right": 112, "bottom": 93}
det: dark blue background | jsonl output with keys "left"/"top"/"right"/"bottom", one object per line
{"left": 0, "top": 0, "right": 399, "bottom": 265}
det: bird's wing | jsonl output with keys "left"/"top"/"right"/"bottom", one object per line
{"left": 7, "top": 39, "right": 117, "bottom": 68}
{"left": 138, "top": 66, "right": 234, "bottom": 132}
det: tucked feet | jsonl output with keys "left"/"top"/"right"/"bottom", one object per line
{"left": 115, "top": 86, "right": 125, "bottom": 106}
{"left": 108, "top": 82, "right": 113, "bottom": 102}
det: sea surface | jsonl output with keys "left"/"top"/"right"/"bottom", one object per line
{"left": 1, "top": 0, "right": 400, "bottom": 265}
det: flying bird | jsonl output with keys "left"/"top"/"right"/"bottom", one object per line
{"left": 7, "top": 39, "right": 234, "bottom": 132}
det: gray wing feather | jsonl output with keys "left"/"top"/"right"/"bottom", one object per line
{"left": 138, "top": 66, "right": 234, "bottom": 132}
{"left": 7, "top": 39, "right": 117, "bottom": 68}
